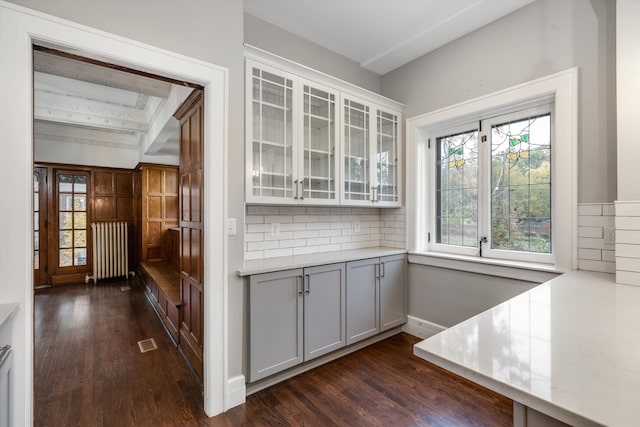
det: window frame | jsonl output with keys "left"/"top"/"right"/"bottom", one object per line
{"left": 406, "top": 69, "right": 578, "bottom": 272}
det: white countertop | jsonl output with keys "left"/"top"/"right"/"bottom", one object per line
{"left": 0, "top": 303, "right": 19, "bottom": 331}
{"left": 414, "top": 270, "right": 639, "bottom": 427}
{"left": 238, "top": 247, "right": 406, "bottom": 276}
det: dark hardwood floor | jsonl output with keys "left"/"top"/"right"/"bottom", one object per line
{"left": 35, "top": 278, "right": 512, "bottom": 426}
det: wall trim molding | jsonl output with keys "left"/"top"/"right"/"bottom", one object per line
{"left": 403, "top": 315, "right": 446, "bottom": 339}
{"left": 227, "top": 375, "right": 247, "bottom": 408}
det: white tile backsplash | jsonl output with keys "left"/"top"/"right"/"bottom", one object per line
{"left": 616, "top": 201, "right": 640, "bottom": 286}
{"left": 245, "top": 206, "right": 406, "bottom": 260}
{"left": 577, "top": 203, "right": 615, "bottom": 273}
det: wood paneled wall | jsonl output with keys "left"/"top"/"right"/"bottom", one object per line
{"left": 92, "top": 170, "right": 134, "bottom": 222}
{"left": 34, "top": 163, "right": 136, "bottom": 285}
{"left": 176, "top": 90, "right": 204, "bottom": 380}
{"left": 137, "top": 164, "right": 179, "bottom": 262}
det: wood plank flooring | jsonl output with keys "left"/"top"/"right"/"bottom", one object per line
{"left": 35, "top": 278, "right": 513, "bottom": 426}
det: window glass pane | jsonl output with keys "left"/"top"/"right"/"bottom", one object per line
{"left": 59, "top": 231, "right": 73, "bottom": 248}
{"left": 74, "top": 212, "right": 87, "bottom": 230}
{"left": 34, "top": 212, "right": 39, "bottom": 231}
{"left": 74, "top": 176, "right": 87, "bottom": 193}
{"left": 60, "top": 212, "right": 73, "bottom": 230}
{"left": 34, "top": 252, "right": 39, "bottom": 270}
{"left": 58, "top": 174, "right": 73, "bottom": 192}
{"left": 74, "top": 248, "right": 87, "bottom": 266}
{"left": 74, "top": 195, "right": 87, "bottom": 211}
{"left": 74, "top": 230, "right": 87, "bottom": 247}
{"left": 59, "top": 194, "right": 73, "bottom": 211}
{"left": 491, "top": 114, "right": 551, "bottom": 253}
{"left": 436, "top": 129, "right": 479, "bottom": 247}
{"left": 34, "top": 231, "right": 39, "bottom": 250}
{"left": 59, "top": 249, "right": 73, "bottom": 267}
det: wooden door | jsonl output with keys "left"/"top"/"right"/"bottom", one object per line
{"left": 176, "top": 90, "right": 204, "bottom": 379}
{"left": 51, "top": 170, "right": 91, "bottom": 284}
{"left": 33, "top": 167, "right": 49, "bottom": 286}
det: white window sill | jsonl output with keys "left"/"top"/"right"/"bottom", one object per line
{"left": 408, "top": 251, "right": 564, "bottom": 283}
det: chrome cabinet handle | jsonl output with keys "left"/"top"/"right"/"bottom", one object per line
{"left": 380, "top": 261, "right": 385, "bottom": 277}
{"left": 297, "top": 275, "right": 303, "bottom": 295}
{"left": 299, "top": 180, "right": 305, "bottom": 200}
{"left": 294, "top": 179, "right": 299, "bottom": 199}
{"left": 304, "top": 274, "right": 310, "bottom": 293}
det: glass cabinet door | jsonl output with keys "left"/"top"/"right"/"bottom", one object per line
{"left": 250, "top": 65, "right": 295, "bottom": 199}
{"left": 342, "top": 97, "right": 371, "bottom": 202}
{"left": 301, "top": 81, "right": 338, "bottom": 202}
{"left": 375, "top": 109, "right": 400, "bottom": 204}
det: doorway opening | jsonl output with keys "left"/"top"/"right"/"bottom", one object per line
{"left": 32, "top": 45, "right": 208, "bottom": 418}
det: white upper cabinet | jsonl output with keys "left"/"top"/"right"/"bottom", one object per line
{"left": 247, "top": 61, "right": 298, "bottom": 204}
{"left": 245, "top": 47, "right": 403, "bottom": 207}
{"left": 340, "top": 95, "right": 402, "bottom": 207}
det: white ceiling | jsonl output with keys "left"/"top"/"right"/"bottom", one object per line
{"left": 244, "top": 0, "right": 534, "bottom": 75}
{"left": 33, "top": 50, "right": 192, "bottom": 158}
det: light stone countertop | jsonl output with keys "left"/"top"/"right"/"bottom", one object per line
{"left": 414, "top": 270, "right": 638, "bottom": 427}
{"left": 238, "top": 247, "right": 406, "bottom": 276}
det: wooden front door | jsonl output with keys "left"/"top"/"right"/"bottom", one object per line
{"left": 34, "top": 167, "right": 49, "bottom": 286}
{"left": 176, "top": 90, "right": 204, "bottom": 379}
{"left": 51, "top": 170, "right": 91, "bottom": 285}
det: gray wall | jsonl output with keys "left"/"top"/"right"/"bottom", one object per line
{"left": 381, "top": 0, "right": 616, "bottom": 327}
{"left": 381, "top": 0, "right": 617, "bottom": 204}
{"left": 409, "top": 265, "right": 539, "bottom": 327}
{"left": 244, "top": 13, "right": 381, "bottom": 93}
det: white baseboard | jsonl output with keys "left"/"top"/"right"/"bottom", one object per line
{"left": 402, "top": 315, "right": 446, "bottom": 339}
{"left": 227, "top": 375, "right": 246, "bottom": 409}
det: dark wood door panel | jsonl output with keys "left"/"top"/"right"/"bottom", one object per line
{"left": 176, "top": 90, "right": 204, "bottom": 379}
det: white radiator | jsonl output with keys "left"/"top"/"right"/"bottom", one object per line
{"left": 85, "top": 221, "right": 135, "bottom": 284}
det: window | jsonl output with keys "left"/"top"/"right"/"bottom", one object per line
{"left": 406, "top": 69, "right": 577, "bottom": 271}
{"left": 431, "top": 105, "right": 552, "bottom": 263}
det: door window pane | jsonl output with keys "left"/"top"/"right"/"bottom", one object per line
{"left": 57, "top": 172, "right": 89, "bottom": 267}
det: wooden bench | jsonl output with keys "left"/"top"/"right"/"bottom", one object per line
{"left": 139, "top": 261, "right": 181, "bottom": 345}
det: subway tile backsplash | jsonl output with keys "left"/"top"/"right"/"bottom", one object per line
{"left": 577, "top": 202, "right": 615, "bottom": 273}
{"left": 245, "top": 206, "right": 406, "bottom": 260}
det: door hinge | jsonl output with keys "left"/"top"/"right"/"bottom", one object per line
{"left": 481, "top": 135, "right": 487, "bottom": 143}
{"left": 427, "top": 232, "right": 431, "bottom": 243}
{"left": 428, "top": 138, "right": 431, "bottom": 149}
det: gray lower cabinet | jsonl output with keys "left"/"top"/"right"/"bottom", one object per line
{"left": 249, "top": 263, "right": 345, "bottom": 382}
{"left": 346, "top": 254, "right": 407, "bottom": 344}
{"left": 346, "top": 258, "right": 380, "bottom": 345}
{"left": 379, "top": 254, "right": 407, "bottom": 331}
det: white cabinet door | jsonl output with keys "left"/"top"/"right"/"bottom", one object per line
{"left": 379, "top": 254, "right": 407, "bottom": 331}
{"left": 341, "top": 95, "right": 374, "bottom": 205}
{"left": 246, "top": 60, "right": 299, "bottom": 204}
{"left": 374, "top": 108, "right": 402, "bottom": 206}
{"left": 299, "top": 79, "right": 340, "bottom": 204}
{"left": 248, "top": 268, "right": 303, "bottom": 382}
{"left": 303, "top": 263, "right": 346, "bottom": 360}
{"left": 341, "top": 95, "right": 402, "bottom": 207}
